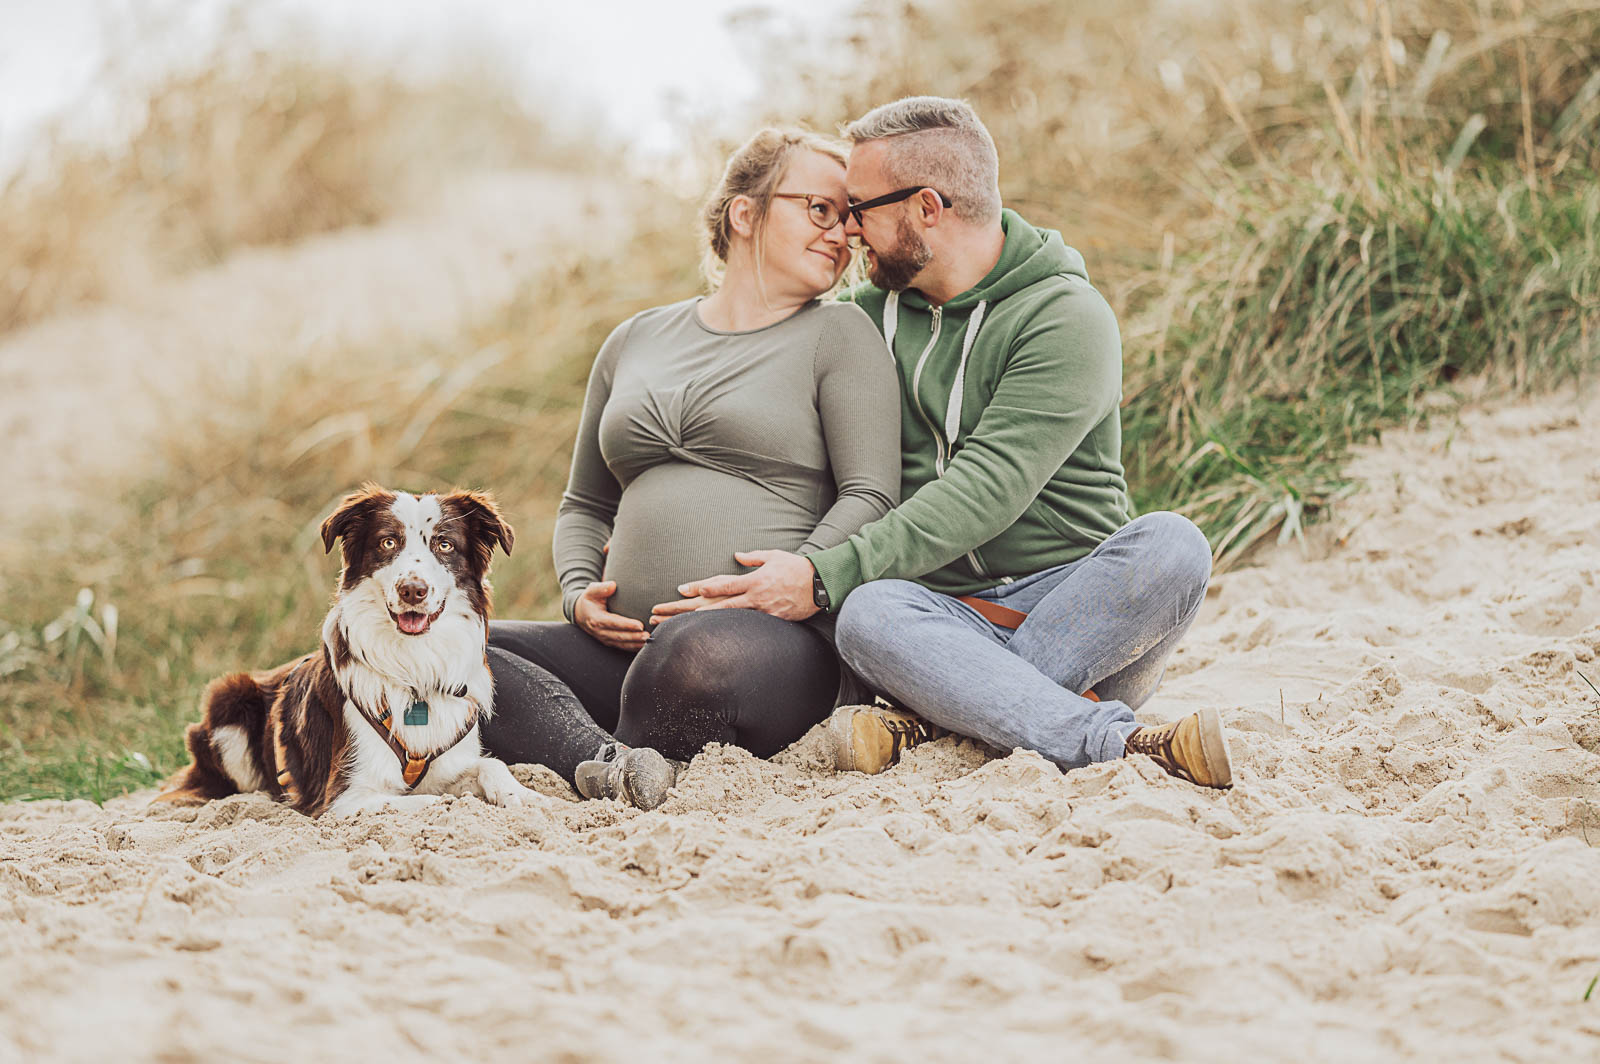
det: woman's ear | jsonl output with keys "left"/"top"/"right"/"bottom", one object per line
{"left": 726, "top": 194, "right": 756, "bottom": 239}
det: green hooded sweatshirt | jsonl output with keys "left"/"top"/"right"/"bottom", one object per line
{"left": 808, "top": 208, "right": 1133, "bottom": 607}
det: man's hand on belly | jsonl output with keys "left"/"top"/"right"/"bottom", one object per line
{"left": 650, "top": 550, "right": 819, "bottom": 625}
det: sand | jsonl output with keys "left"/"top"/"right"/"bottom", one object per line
{"left": 4, "top": 385, "right": 1598, "bottom": 1062}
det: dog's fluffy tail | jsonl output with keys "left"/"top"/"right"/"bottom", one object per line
{"left": 153, "top": 673, "right": 272, "bottom": 805}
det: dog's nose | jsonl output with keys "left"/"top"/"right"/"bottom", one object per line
{"left": 396, "top": 576, "right": 429, "bottom": 606}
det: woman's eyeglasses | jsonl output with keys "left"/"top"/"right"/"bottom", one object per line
{"left": 772, "top": 193, "right": 848, "bottom": 231}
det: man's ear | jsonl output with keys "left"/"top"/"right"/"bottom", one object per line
{"left": 320, "top": 482, "right": 395, "bottom": 554}
{"left": 441, "top": 489, "right": 515, "bottom": 568}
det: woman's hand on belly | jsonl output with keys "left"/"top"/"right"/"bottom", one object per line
{"left": 573, "top": 581, "right": 649, "bottom": 651}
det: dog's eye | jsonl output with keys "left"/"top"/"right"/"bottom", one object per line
{"left": 380, "top": 537, "right": 398, "bottom": 551}
{"left": 433, "top": 538, "right": 454, "bottom": 553}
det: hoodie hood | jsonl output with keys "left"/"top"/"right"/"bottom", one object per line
{"left": 895, "top": 208, "right": 1088, "bottom": 311}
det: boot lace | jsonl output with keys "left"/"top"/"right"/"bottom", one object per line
{"left": 883, "top": 716, "right": 942, "bottom": 761}
{"left": 1124, "top": 720, "right": 1177, "bottom": 758}
{"left": 1124, "top": 721, "right": 1194, "bottom": 783}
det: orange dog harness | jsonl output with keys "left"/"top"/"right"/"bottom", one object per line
{"left": 356, "top": 697, "right": 482, "bottom": 789}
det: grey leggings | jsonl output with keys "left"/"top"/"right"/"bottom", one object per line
{"left": 480, "top": 610, "right": 841, "bottom": 782}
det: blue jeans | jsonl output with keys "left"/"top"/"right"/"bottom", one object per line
{"left": 833, "top": 511, "right": 1212, "bottom": 768}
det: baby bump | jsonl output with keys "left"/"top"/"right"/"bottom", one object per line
{"left": 603, "top": 463, "right": 818, "bottom": 623}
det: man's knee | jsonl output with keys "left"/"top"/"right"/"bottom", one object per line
{"left": 1126, "top": 511, "right": 1212, "bottom": 591}
{"left": 836, "top": 579, "right": 930, "bottom": 669}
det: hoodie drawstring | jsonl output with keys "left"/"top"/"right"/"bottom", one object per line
{"left": 938, "top": 299, "right": 987, "bottom": 476}
{"left": 881, "top": 292, "right": 994, "bottom": 581}
{"left": 881, "top": 291, "right": 989, "bottom": 476}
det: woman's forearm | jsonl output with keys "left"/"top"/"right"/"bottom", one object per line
{"left": 554, "top": 506, "right": 612, "bottom": 622}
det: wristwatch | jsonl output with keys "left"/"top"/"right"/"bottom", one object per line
{"left": 810, "top": 561, "right": 830, "bottom": 610}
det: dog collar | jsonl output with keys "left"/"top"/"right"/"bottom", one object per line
{"left": 401, "top": 684, "right": 470, "bottom": 727}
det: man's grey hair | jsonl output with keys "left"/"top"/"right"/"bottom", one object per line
{"left": 843, "top": 96, "right": 1002, "bottom": 225}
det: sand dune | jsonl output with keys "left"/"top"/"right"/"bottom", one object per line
{"left": 0, "top": 170, "right": 615, "bottom": 510}
{"left": 3, "top": 386, "right": 1597, "bottom": 1061}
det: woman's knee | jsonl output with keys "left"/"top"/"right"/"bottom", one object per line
{"left": 486, "top": 645, "right": 560, "bottom": 702}
{"left": 485, "top": 644, "right": 519, "bottom": 683}
{"left": 617, "top": 613, "right": 764, "bottom": 754}
{"left": 627, "top": 612, "right": 768, "bottom": 712}
{"left": 632, "top": 610, "right": 839, "bottom": 758}
{"left": 486, "top": 618, "right": 544, "bottom": 657}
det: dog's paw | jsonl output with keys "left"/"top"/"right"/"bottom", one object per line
{"left": 476, "top": 757, "right": 538, "bottom": 808}
{"left": 327, "top": 791, "right": 441, "bottom": 817}
{"left": 489, "top": 781, "right": 539, "bottom": 808}
{"left": 150, "top": 788, "right": 208, "bottom": 806}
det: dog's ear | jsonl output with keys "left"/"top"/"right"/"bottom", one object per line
{"left": 320, "top": 483, "right": 395, "bottom": 554}
{"left": 440, "top": 490, "right": 515, "bottom": 566}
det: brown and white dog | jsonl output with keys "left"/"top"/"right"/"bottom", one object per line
{"left": 156, "top": 483, "right": 536, "bottom": 817}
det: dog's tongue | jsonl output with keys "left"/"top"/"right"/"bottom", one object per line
{"left": 396, "top": 611, "right": 431, "bottom": 635}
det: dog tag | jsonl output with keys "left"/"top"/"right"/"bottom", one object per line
{"left": 404, "top": 700, "right": 430, "bottom": 726}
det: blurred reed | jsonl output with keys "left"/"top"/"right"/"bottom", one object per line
{"left": 0, "top": 41, "right": 561, "bottom": 335}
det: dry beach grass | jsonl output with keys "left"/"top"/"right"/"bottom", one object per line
{"left": 0, "top": 35, "right": 570, "bottom": 337}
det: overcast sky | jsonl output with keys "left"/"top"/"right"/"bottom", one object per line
{"left": 0, "top": 0, "right": 860, "bottom": 171}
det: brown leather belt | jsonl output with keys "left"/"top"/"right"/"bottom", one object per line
{"left": 956, "top": 595, "right": 1100, "bottom": 702}
{"left": 958, "top": 595, "right": 1029, "bottom": 630}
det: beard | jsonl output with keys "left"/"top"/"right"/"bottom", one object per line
{"left": 866, "top": 215, "right": 934, "bottom": 291}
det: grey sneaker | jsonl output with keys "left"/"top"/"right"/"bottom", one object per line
{"left": 574, "top": 743, "right": 679, "bottom": 810}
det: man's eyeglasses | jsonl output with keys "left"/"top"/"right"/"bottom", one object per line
{"left": 845, "top": 187, "right": 954, "bottom": 226}
{"left": 772, "top": 193, "right": 848, "bottom": 231}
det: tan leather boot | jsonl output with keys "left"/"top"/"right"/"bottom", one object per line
{"left": 1123, "top": 708, "right": 1233, "bottom": 788}
{"left": 827, "top": 706, "right": 948, "bottom": 774}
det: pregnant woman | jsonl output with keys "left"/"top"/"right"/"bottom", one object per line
{"left": 480, "top": 128, "right": 901, "bottom": 808}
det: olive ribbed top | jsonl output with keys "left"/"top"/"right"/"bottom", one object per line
{"left": 554, "top": 297, "right": 901, "bottom": 624}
